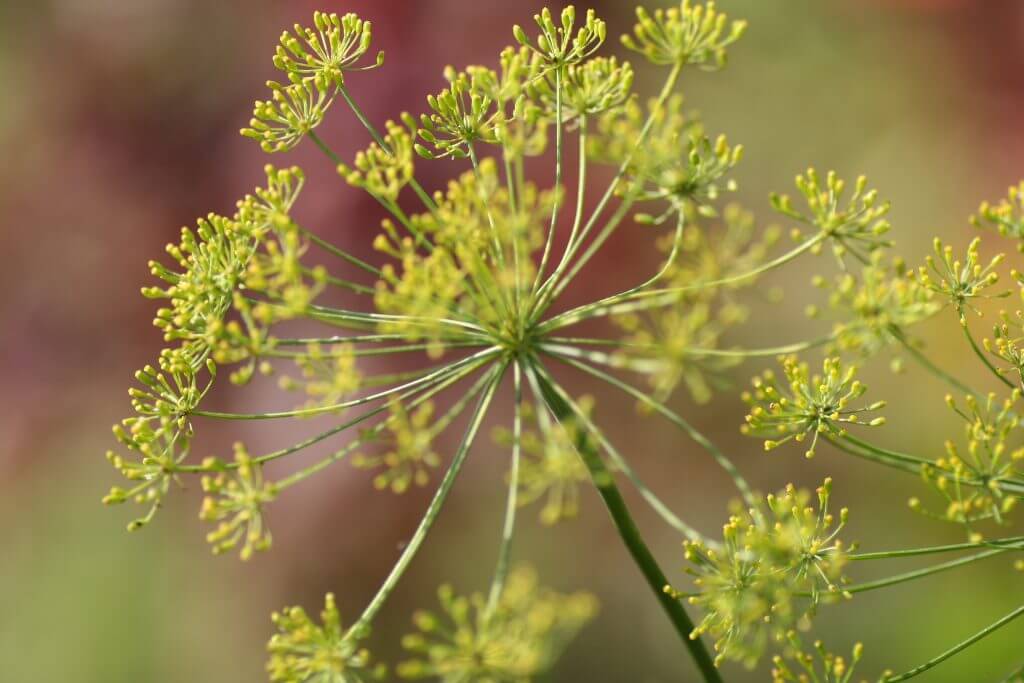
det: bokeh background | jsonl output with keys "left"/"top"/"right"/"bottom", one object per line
{"left": 2, "top": 0, "right": 1023, "bottom": 680}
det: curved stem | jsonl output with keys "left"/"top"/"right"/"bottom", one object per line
{"left": 194, "top": 348, "right": 498, "bottom": 420}
{"left": 542, "top": 232, "right": 825, "bottom": 335}
{"left": 531, "top": 115, "right": 589, "bottom": 320}
{"left": 551, "top": 61, "right": 683, "bottom": 290}
{"left": 337, "top": 85, "right": 439, "bottom": 214}
{"left": 527, "top": 363, "right": 722, "bottom": 683}
{"left": 882, "top": 604, "right": 1024, "bottom": 682}
{"left": 346, "top": 361, "right": 506, "bottom": 638}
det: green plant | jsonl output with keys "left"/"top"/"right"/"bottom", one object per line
{"left": 103, "top": 3, "right": 1024, "bottom": 681}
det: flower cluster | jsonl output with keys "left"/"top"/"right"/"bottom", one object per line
{"left": 244, "top": 12, "right": 382, "bottom": 153}
{"left": 199, "top": 443, "right": 278, "bottom": 560}
{"left": 973, "top": 181, "right": 1024, "bottom": 250}
{"left": 986, "top": 309, "right": 1024, "bottom": 383}
{"left": 513, "top": 6, "right": 607, "bottom": 70}
{"left": 808, "top": 253, "right": 939, "bottom": 358}
{"left": 771, "top": 170, "right": 892, "bottom": 264}
{"left": 267, "top": 593, "right": 385, "bottom": 683}
{"left": 622, "top": 1, "right": 747, "bottom": 69}
{"left": 910, "top": 392, "right": 1023, "bottom": 538}
{"left": 917, "top": 237, "right": 1007, "bottom": 321}
{"left": 742, "top": 357, "right": 886, "bottom": 459}
{"left": 352, "top": 399, "right": 441, "bottom": 494}
{"left": 104, "top": 165, "right": 319, "bottom": 529}
{"left": 397, "top": 566, "right": 598, "bottom": 681}
{"left": 771, "top": 633, "right": 869, "bottom": 683}
{"left": 273, "top": 12, "right": 382, "bottom": 91}
{"left": 679, "top": 479, "right": 852, "bottom": 667}
{"left": 277, "top": 342, "right": 361, "bottom": 412}
{"left": 338, "top": 118, "right": 416, "bottom": 203}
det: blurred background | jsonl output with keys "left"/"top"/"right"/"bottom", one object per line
{"left": 2, "top": 0, "right": 1023, "bottom": 680}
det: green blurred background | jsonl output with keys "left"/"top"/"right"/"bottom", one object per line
{"left": 1, "top": 0, "right": 1022, "bottom": 680}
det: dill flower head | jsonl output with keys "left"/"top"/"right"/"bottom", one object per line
{"left": 771, "top": 633, "right": 867, "bottom": 683}
{"left": 742, "top": 356, "right": 886, "bottom": 459}
{"left": 917, "top": 237, "right": 1008, "bottom": 321}
{"left": 622, "top": 1, "right": 747, "bottom": 69}
{"left": 352, "top": 399, "right": 441, "bottom": 494}
{"left": 986, "top": 308, "right": 1024, "bottom": 382}
{"left": 771, "top": 170, "right": 892, "bottom": 264}
{"left": 199, "top": 442, "right": 278, "bottom": 560}
{"left": 274, "top": 11, "right": 383, "bottom": 91}
{"left": 398, "top": 566, "right": 598, "bottom": 682}
{"left": 912, "top": 391, "right": 1023, "bottom": 537}
{"left": 267, "top": 593, "right": 385, "bottom": 683}
{"left": 243, "top": 80, "right": 332, "bottom": 154}
{"left": 102, "top": 361, "right": 214, "bottom": 529}
{"left": 809, "top": 252, "right": 939, "bottom": 358}
{"left": 513, "top": 6, "right": 607, "bottom": 70}
{"left": 338, "top": 119, "right": 416, "bottom": 203}
{"left": 277, "top": 342, "right": 362, "bottom": 412}
{"left": 530, "top": 55, "right": 634, "bottom": 124}
{"left": 416, "top": 68, "right": 502, "bottom": 160}
{"left": 973, "top": 181, "right": 1024, "bottom": 251}
{"left": 680, "top": 480, "right": 853, "bottom": 668}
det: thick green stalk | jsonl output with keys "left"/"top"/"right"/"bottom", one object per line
{"left": 528, "top": 363, "right": 722, "bottom": 683}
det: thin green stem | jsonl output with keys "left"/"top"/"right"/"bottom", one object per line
{"left": 831, "top": 434, "right": 1024, "bottom": 495}
{"left": 882, "top": 604, "right": 1024, "bottom": 682}
{"left": 532, "top": 115, "right": 589, "bottom": 319}
{"left": 275, "top": 359, "right": 496, "bottom": 489}
{"left": 545, "top": 349, "right": 758, "bottom": 510}
{"left": 346, "top": 361, "right": 506, "bottom": 638}
{"left": 543, "top": 232, "right": 826, "bottom": 334}
{"left": 549, "top": 193, "right": 636, "bottom": 303}
{"left": 337, "top": 85, "right": 439, "bottom": 214}
{"left": 486, "top": 361, "right": 522, "bottom": 617}
{"left": 262, "top": 341, "right": 486, "bottom": 359}
{"left": 851, "top": 536, "right": 1024, "bottom": 561}
{"left": 193, "top": 348, "right": 498, "bottom": 420}
{"left": 553, "top": 61, "right": 683, "bottom": 283}
{"left": 301, "top": 227, "right": 382, "bottom": 277}
{"left": 527, "top": 362, "right": 721, "bottom": 683}
{"left": 839, "top": 546, "right": 1011, "bottom": 595}
{"left": 532, "top": 68, "right": 564, "bottom": 298}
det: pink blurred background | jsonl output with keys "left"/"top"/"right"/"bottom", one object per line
{"left": 2, "top": 0, "right": 1023, "bottom": 680}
